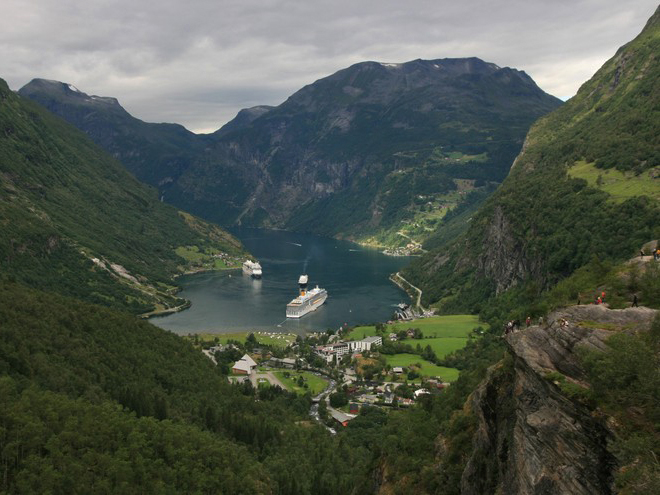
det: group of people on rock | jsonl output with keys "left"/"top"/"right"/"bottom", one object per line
{"left": 503, "top": 320, "right": 520, "bottom": 335}
{"left": 503, "top": 315, "right": 545, "bottom": 336}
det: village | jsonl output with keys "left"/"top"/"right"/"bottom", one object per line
{"left": 195, "top": 314, "right": 482, "bottom": 430}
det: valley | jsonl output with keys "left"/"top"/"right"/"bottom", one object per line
{"left": 1, "top": 5, "right": 659, "bottom": 495}
{"left": 20, "top": 58, "right": 561, "bottom": 250}
{"left": 151, "top": 227, "right": 412, "bottom": 334}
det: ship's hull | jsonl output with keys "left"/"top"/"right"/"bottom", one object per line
{"left": 286, "top": 288, "right": 327, "bottom": 318}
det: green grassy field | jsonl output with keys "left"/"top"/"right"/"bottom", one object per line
{"left": 273, "top": 370, "right": 329, "bottom": 395}
{"left": 175, "top": 245, "right": 242, "bottom": 271}
{"left": 349, "top": 315, "right": 482, "bottom": 382}
{"left": 187, "top": 332, "right": 296, "bottom": 349}
{"left": 419, "top": 337, "right": 471, "bottom": 359}
{"left": 347, "top": 325, "right": 381, "bottom": 340}
{"left": 390, "top": 314, "right": 481, "bottom": 337}
{"left": 348, "top": 315, "right": 481, "bottom": 340}
{"left": 385, "top": 354, "right": 459, "bottom": 382}
{"left": 568, "top": 160, "right": 660, "bottom": 202}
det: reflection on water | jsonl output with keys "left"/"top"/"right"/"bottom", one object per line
{"left": 152, "top": 228, "right": 412, "bottom": 335}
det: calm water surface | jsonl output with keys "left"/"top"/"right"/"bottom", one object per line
{"left": 152, "top": 228, "right": 412, "bottom": 335}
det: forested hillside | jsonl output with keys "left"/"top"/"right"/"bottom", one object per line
{"left": 404, "top": 6, "right": 660, "bottom": 313}
{"left": 17, "top": 78, "right": 206, "bottom": 186}
{"left": 0, "top": 282, "right": 374, "bottom": 494}
{"left": 0, "top": 79, "right": 245, "bottom": 313}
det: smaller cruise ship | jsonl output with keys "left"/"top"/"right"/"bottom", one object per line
{"left": 286, "top": 274, "right": 327, "bottom": 318}
{"left": 242, "top": 260, "right": 262, "bottom": 278}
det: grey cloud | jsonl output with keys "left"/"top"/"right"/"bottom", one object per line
{"left": 1, "top": 0, "right": 657, "bottom": 132}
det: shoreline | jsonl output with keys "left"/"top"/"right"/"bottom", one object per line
{"left": 140, "top": 300, "right": 192, "bottom": 319}
{"left": 175, "top": 264, "right": 242, "bottom": 278}
{"left": 141, "top": 265, "right": 242, "bottom": 319}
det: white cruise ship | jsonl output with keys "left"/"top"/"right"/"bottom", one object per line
{"left": 286, "top": 274, "right": 327, "bottom": 318}
{"left": 242, "top": 260, "right": 262, "bottom": 278}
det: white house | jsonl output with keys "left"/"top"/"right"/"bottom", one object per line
{"left": 232, "top": 354, "right": 258, "bottom": 375}
{"left": 348, "top": 336, "right": 382, "bottom": 352}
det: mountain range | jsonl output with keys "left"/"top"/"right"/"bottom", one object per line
{"left": 20, "top": 57, "right": 562, "bottom": 248}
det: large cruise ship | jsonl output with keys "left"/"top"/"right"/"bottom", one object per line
{"left": 286, "top": 274, "right": 327, "bottom": 318}
{"left": 242, "top": 260, "right": 262, "bottom": 278}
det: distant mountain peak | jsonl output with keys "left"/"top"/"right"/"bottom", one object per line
{"left": 20, "top": 78, "right": 123, "bottom": 109}
{"left": 375, "top": 57, "right": 502, "bottom": 74}
{"left": 214, "top": 105, "right": 274, "bottom": 137}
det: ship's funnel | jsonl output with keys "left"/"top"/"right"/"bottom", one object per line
{"left": 298, "top": 274, "right": 308, "bottom": 296}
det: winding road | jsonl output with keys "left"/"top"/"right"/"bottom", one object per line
{"left": 391, "top": 272, "right": 425, "bottom": 311}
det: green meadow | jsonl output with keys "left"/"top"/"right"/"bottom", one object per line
{"left": 568, "top": 160, "right": 660, "bottom": 202}
{"left": 187, "top": 331, "right": 296, "bottom": 349}
{"left": 348, "top": 314, "right": 481, "bottom": 340}
{"left": 389, "top": 314, "right": 481, "bottom": 337}
{"left": 273, "top": 370, "right": 329, "bottom": 395}
{"left": 385, "top": 354, "right": 459, "bottom": 382}
{"left": 349, "top": 315, "right": 484, "bottom": 382}
{"left": 348, "top": 314, "right": 482, "bottom": 359}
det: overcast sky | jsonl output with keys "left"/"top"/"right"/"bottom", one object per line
{"left": 1, "top": 1, "right": 657, "bottom": 133}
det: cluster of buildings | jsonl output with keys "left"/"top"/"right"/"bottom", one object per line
{"left": 315, "top": 336, "right": 383, "bottom": 363}
{"left": 382, "top": 241, "right": 422, "bottom": 257}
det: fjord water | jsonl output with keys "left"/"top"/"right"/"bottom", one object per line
{"left": 153, "top": 228, "right": 412, "bottom": 335}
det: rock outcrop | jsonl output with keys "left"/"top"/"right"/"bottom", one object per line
{"left": 462, "top": 305, "right": 657, "bottom": 495}
{"left": 474, "top": 205, "right": 544, "bottom": 294}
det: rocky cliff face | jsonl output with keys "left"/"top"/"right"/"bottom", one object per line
{"left": 473, "top": 205, "right": 544, "bottom": 294}
{"left": 462, "top": 305, "right": 657, "bottom": 495}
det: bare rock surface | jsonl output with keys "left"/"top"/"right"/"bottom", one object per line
{"left": 461, "top": 305, "right": 657, "bottom": 495}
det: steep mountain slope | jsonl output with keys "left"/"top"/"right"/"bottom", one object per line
{"left": 404, "top": 7, "right": 660, "bottom": 310}
{"left": 18, "top": 79, "right": 205, "bottom": 186}
{"left": 0, "top": 79, "right": 245, "bottom": 314}
{"left": 21, "top": 58, "right": 562, "bottom": 247}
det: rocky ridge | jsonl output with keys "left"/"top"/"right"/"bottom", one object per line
{"left": 461, "top": 305, "right": 657, "bottom": 495}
